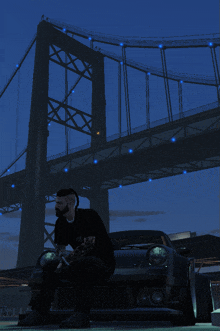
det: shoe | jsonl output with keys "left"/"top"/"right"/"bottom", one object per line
{"left": 59, "top": 312, "right": 90, "bottom": 328}
{"left": 17, "top": 309, "right": 51, "bottom": 326}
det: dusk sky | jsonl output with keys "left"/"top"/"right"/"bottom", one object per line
{"left": 0, "top": 0, "right": 219, "bottom": 270}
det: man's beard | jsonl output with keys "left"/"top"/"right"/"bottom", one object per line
{"left": 55, "top": 203, "right": 69, "bottom": 217}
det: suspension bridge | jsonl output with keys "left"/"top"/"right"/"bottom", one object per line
{"left": 0, "top": 16, "right": 220, "bottom": 268}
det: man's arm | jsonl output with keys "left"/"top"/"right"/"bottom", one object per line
{"left": 64, "top": 236, "right": 96, "bottom": 265}
{"left": 55, "top": 245, "right": 69, "bottom": 269}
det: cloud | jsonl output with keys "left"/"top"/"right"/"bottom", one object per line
{"left": 0, "top": 232, "right": 11, "bottom": 236}
{"left": 109, "top": 211, "right": 166, "bottom": 223}
{"left": 133, "top": 218, "right": 149, "bottom": 223}
{"left": 5, "top": 235, "right": 19, "bottom": 243}
{"left": 0, "top": 233, "right": 19, "bottom": 246}
{"left": 2, "top": 208, "right": 166, "bottom": 219}
{"left": 109, "top": 210, "right": 166, "bottom": 217}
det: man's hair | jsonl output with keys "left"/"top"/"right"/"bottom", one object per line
{"left": 56, "top": 188, "right": 76, "bottom": 207}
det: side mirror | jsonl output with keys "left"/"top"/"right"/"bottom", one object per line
{"left": 177, "top": 247, "right": 191, "bottom": 256}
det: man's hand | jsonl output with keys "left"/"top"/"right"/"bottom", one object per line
{"left": 55, "top": 261, "right": 63, "bottom": 273}
{"left": 65, "top": 236, "right": 96, "bottom": 264}
{"left": 57, "top": 262, "right": 63, "bottom": 269}
{"left": 82, "top": 236, "right": 96, "bottom": 245}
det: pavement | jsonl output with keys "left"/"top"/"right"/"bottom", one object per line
{"left": 0, "top": 320, "right": 219, "bottom": 330}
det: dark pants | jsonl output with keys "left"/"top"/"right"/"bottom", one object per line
{"left": 29, "top": 256, "right": 114, "bottom": 315}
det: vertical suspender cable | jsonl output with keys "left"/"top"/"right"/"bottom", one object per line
{"left": 118, "top": 61, "right": 122, "bottom": 156}
{"left": 160, "top": 47, "right": 173, "bottom": 122}
{"left": 210, "top": 46, "right": 220, "bottom": 105}
{"left": 15, "top": 68, "right": 20, "bottom": 173}
{"left": 90, "top": 36, "right": 93, "bottom": 146}
{"left": 118, "top": 62, "right": 122, "bottom": 139}
{"left": 65, "top": 33, "right": 69, "bottom": 155}
{"left": 145, "top": 72, "right": 150, "bottom": 129}
{"left": 178, "top": 81, "right": 183, "bottom": 119}
{"left": 122, "top": 46, "right": 131, "bottom": 136}
{"left": 70, "top": 34, "right": 75, "bottom": 147}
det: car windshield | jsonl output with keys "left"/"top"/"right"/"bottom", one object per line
{"left": 111, "top": 235, "right": 170, "bottom": 250}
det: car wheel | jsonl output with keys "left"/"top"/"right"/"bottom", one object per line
{"left": 195, "top": 273, "right": 213, "bottom": 323}
{"left": 172, "top": 284, "right": 196, "bottom": 326}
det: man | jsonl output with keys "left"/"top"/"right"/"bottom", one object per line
{"left": 18, "top": 188, "right": 116, "bottom": 328}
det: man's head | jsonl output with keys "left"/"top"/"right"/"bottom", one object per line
{"left": 55, "top": 188, "right": 77, "bottom": 221}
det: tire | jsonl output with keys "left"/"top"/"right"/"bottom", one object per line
{"left": 194, "top": 273, "right": 213, "bottom": 323}
{"left": 172, "top": 283, "right": 196, "bottom": 326}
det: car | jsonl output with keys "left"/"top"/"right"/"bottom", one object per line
{"left": 19, "top": 230, "right": 213, "bottom": 326}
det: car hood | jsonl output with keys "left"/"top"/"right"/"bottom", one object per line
{"left": 114, "top": 249, "right": 149, "bottom": 268}
{"left": 114, "top": 244, "right": 171, "bottom": 267}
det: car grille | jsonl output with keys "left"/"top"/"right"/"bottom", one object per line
{"left": 92, "top": 281, "right": 166, "bottom": 309}
{"left": 55, "top": 278, "right": 167, "bottom": 310}
{"left": 92, "top": 285, "right": 136, "bottom": 309}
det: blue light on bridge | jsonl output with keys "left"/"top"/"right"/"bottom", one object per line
{"left": 63, "top": 28, "right": 66, "bottom": 32}
{"left": 120, "top": 43, "right": 123, "bottom": 46}
{"left": 16, "top": 64, "right": 19, "bottom": 68}
{"left": 64, "top": 168, "right": 68, "bottom": 172}
{"left": 149, "top": 178, "right": 152, "bottom": 182}
{"left": 7, "top": 169, "right": 10, "bottom": 172}
{"left": 120, "top": 62, "right": 123, "bottom": 65}
{"left": 158, "top": 44, "right": 163, "bottom": 48}
{"left": 183, "top": 170, "right": 187, "bottom": 174}
{"left": 180, "top": 80, "right": 183, "bottom": 83}
{"left": 171, "top": 137, "right": 176, "bottom": 142}
{"left": 48, "top": 123, "right": 51, "bottom": 126}
{"left": 147, "top": 72, "right": 151, "bottom": 75}
{"left": 11, "top": 184, "right": 15, "bottom": 188}
{"left": 119, "top": 185, "right": 122, "bottom": 188}
{"left": 209, "top": 42, "right": 213, "bottom": 47}
{"left": 88, "top": 37, "right": 92, "bottom": 40}
{"left": 94, "top": 159, "right": 98, "bottom": 164}
{"left": 72, "top": 90, "right": 74, "bottom": 93}
{"left": 19, "top": 208, "right": 22, "bottom": 211}
{"left": 129, "top": 149, "right": 133, "bottom": 153}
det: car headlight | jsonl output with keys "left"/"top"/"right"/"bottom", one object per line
{"left": 148, "top": 246, "right": 168, "bottom": 266}
{"left": 39, "top": 251, "right": 58, "bottom": 267}
{"left": 36, "top": 249, "right": 60, "bottom": 268}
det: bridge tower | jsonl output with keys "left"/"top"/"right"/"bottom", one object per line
{"left": 16, "top": 20, "right": 107, "bottom": 268}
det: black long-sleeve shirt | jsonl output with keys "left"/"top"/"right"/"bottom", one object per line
{"left": 54, "top": 208, "right": 116, "bottom": 273}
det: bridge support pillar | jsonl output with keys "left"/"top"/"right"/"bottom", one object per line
{"left": 16, "top": 20, "right": 50, "bottom": 268}
{"left": 89, "top": 187, "right": 110, "bottom": 234}
{"left": 89, "top": 47, "right": 109, "bottom": 232}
